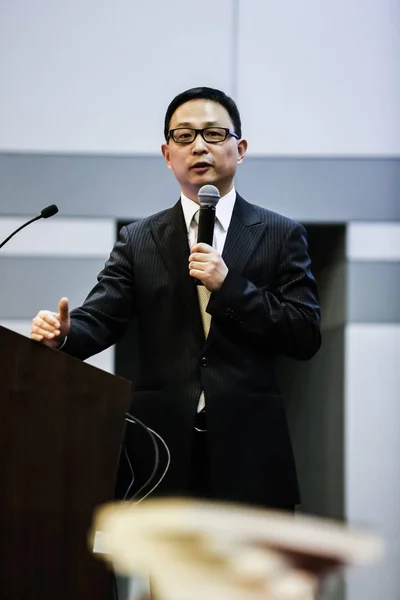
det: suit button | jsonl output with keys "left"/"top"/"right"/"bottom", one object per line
{"left": 201, "top": 356, "right": 208, "bottom": 367}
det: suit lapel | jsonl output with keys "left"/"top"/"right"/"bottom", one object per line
{"left": 150, "top": 200, "right": 190, "bottom": 285}
{"left": 150, "top": 200, "right": 204, "bottom": 337}
{"left": 150, "top": 195, "right": 266, "bottom": 283}
{"left": 203, "top": 194, "right": 267, "bottom": 349}
{"left": 222, "top": 193, "right": 267, "bottom": 273}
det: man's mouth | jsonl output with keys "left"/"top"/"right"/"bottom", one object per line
{"left": 191, "top": 162, "right": 212, "bottom": 172}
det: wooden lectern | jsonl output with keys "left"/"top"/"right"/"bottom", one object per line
{"left": 0, "top": 326, "right": 131, "bottom": 600}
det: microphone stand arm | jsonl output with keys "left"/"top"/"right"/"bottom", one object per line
{"left": 0, "top": 215, "right": 41, "bottom": 250}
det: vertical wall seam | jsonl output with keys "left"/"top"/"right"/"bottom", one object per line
{"left": 231, "top": 0, "right": 239, "bottom": 100}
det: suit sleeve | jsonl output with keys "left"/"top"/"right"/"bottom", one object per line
{"left": 62, "top": 225, "right": 135, "bottom": 360}
{"left": 207, "top": 222, "right": 321, "bottom": 360}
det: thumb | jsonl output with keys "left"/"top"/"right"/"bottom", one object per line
{"left": 58, "top": 297, "right": 70, "bottom": 324}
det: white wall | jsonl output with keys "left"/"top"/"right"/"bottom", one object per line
{"left": 1, "top": 0, "right": 398, "bottom": 155}
{"left": 0, "top": 0, "right": 234, "bottom": 153}
{"left": 345, "top": 324, "right": 400, "bottom": 598}
{"left": 238, "top": 0, "right": 400, "bottom": 155}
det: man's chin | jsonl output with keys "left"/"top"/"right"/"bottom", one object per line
{"left": 190, "top": 173, "right": 217, "bottom": 188}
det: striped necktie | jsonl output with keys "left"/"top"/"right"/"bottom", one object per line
{"left": 197, "top": 284, "right": 211, "bottom": 412}
{"left": 192, "top": 210, "right": 212, "bottom": 412}
{"left": 197, "top": 284, "right": 212, "bottom": 339}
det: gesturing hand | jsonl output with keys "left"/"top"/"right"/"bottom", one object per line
{"left": 30, "top": 297, "right": 70, "bottom": 349}
{"left": 189, "top": 243, "right": 228, "bottom": 292}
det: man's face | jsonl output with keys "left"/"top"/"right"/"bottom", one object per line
{"left": 162, "top": 99, "right": 247, "bottom": 202}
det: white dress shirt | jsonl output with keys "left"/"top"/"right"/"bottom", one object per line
{"left": 181, "top": 186, "right": 236, "bottom": 253}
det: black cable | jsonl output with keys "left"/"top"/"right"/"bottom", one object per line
{"left": 122, "top": 443, "right": 135, "bottom": 501}
{"left": 125, "top": 417, "right": 171, "bottom": 502}
{"left": 124, "top": 413, "right": 159, "bottom": 502}
{"left": 108, "top": 416, "right": 171, "bottom": 599}
{"left": 138, "top": 426, "right": 170, "bottom": 502}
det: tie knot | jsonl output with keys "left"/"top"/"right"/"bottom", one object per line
{"left": 193, "top": 209, "right": 220, "bottom": 229}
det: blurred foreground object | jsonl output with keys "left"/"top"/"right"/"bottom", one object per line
{"left": 93, "top": 498, "right": 384, "bottom": 600}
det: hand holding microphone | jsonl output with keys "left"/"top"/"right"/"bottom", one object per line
{"left": 188, "top": 185, "right": 229, "bottom": 292}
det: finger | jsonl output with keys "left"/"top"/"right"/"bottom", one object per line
{"left": 189, "top": 261, "right": 206, "bottom": 272}
{"left": 189, "top": 252, "right": 210, "bottom": 263}
{"left": 33, "top": 316, "right": 60, "bottom": 333}
{"left": 37, "top": 310, "right": 60, "bottom": 327}
{"left": 189, "top": 269, "right": 210, "bottom": 281}
{"left": 190, "top": 242, "right": 213, "bottom": 254}
{"left": 30, "top": 332, "right": 44, "bottom": 341}
{"left": 31, "top": 323, "right": 58, "bottom": 339}
{"left": 58, "top": 297, "right": 69, "bottom": 322}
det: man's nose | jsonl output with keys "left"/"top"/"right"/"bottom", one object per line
{"left": 192, "top": 133, "right": 208, "bottom": 153}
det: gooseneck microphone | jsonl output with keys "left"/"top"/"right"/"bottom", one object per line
{"left": 0, "top": 204, "right": 59, "bottom": 250}
{"left": 197, "top": 185, "right": 220, "bottom": 246}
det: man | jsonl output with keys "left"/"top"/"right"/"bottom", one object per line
{"left": 31, "top": 87, "right": 321, "bottom": 511}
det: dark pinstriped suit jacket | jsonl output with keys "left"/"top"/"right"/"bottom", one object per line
{"left": 63, "top": 193, "right": 321, "bottom": 508}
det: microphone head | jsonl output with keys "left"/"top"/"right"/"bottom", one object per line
{"left": 197, "top": 185, "right": 220, "bottom": 207}
{"left": 41, "top": 204, "right": 59, "bottom": 219}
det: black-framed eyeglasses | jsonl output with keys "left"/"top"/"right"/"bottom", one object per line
{"left": 168, "top": 127, "right": 240, "bottom": 144}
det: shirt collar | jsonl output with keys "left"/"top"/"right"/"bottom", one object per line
{"left": 181, "top": 186, "right": 236, "bottom": 233}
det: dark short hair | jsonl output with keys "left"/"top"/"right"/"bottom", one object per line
{"left": 164, "top": 87, "right": 242, "bottom": 141}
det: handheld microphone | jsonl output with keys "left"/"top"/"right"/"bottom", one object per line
{"left": 0, "top": 204, "right": 59, "bottom": 250}
{"left": 197, "top": 185, "right": 220, "bottom": 246}
{"left": 195, "top": 185, "right": 220, "bottom": 286}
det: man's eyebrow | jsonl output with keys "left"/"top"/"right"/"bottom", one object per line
{"left": 172, "top": 121, "right": 221, "bottom": 128}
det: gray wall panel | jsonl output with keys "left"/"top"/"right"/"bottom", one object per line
{"left": 0, "top": 257, "right": 107, "bottom": 318}
{"left": 348, "top": 262, "right": 400, "bottom": 323}
{"left": 0, "top": 154, "right": 176, "bottom": 220}
{"left": 281, "top": 326, "right": 345, "bottom": 522}
{"left": 236, "top": 157, "right": 400, "bottom": 222}
{"left": 280, "top": 325, "right": 346, "bottom": 599}
{"left": 306, "top": 225, "right": 347, "bottom": 329}
{"left": 0, "top": 154, "right": 399, "bottom": 222}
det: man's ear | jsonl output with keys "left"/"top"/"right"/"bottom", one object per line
{"left": 161, "top": 143, "right": 172, "bottom": 170}
{"left": 237, "top": 139, "right": 248, "bottom": 165}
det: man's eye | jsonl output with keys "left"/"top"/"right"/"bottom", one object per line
{"left": 177, "top": 132, "right": 192, "bottom": 141}
{"left": 205, "top": 129, "right": 225, "bottom": 140}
